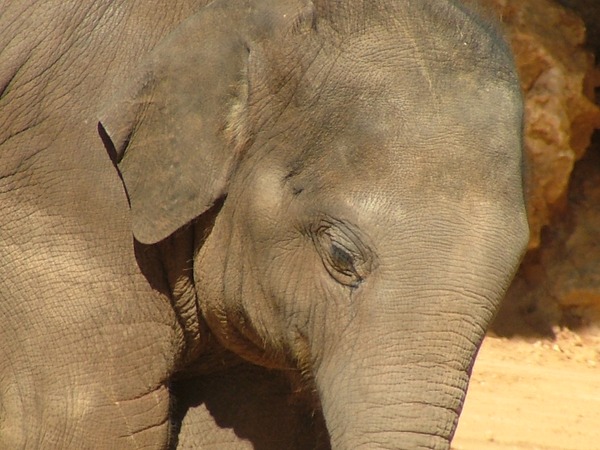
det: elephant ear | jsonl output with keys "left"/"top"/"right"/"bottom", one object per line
{"left": 99, "top": 4, "right": 254, "bottom": 245}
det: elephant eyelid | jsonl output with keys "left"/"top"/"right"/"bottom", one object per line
{"left": 311, "top": 219, "right": 373, "bottom": 288}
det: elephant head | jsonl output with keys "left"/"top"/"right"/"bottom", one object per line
{"left": 100, "top": 0, "right": 528, "bottom": 448}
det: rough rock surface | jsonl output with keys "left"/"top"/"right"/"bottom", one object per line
{"left": 479, "top": 0, "right": 600, "bottom": 249}
{"left": 470, "top": 0, "right": 600, "bottom": 332}
{"left": 493, "top": 139, "right": 600, "bottom": 335}
{"left": 556, "top": 0, "right": 600, "bottom": 58}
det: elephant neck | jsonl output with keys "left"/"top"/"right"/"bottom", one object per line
{"left": 135, "top": 226, "right": 211, "bottom": 371}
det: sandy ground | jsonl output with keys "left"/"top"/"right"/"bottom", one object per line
{"left": 452, "top": 329, "right": 600, "bottom": 450}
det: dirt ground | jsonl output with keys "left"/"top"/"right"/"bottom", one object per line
{"left": 452, "top": 328, "right": 600, "bottom": 450}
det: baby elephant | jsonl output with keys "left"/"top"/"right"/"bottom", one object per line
{"left": 0, "top": 0, "right": 527, "bottom": 448}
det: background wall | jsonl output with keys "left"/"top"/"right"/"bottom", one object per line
{"left": 453, "top": 3, "right": 600, "bottom": 447}
{"left": 480, "top": 0, "right": 600, "bottom": 336}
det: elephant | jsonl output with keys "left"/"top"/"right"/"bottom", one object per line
{"left": 0, "top": 0, "right": 529, "bottom": 448}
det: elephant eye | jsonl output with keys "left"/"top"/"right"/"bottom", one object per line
{"left": 329, "top": 243, "right": 357, "bottom": 277}
{"left": 313, "top": 221, "right": 372, "bottom": 288}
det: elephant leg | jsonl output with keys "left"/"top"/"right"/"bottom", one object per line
{"left": 0, "top": 162, "right": 183, "bottom": 449}
{"left": 171, "top": 363, "right": 330, "bottom": 450}
{"left": 0, "top": 260, "right": 180, "bottom": 449}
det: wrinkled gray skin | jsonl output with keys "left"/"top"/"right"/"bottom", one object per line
{"left": 0, "top": 0, "right": 528, "bottom": 448}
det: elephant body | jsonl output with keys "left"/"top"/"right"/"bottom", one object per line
{"left": 0, "top": 1, "right": 528, "bottom": 449}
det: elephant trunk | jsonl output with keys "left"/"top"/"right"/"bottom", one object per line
{"left": 313, "top": 300, "right": 486, "bottom": 450}
{"left": 316, "top": 357, "right": 469, "bottom": 449}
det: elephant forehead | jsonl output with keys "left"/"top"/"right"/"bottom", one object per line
{"left": 310, "top": 76, "right": 521, "bottom": 184}
{"left": 278, "top": 24, "right": 522, "bottom": 156}
{"left": 262, "top": 69, "right": 523, "bottom": 219}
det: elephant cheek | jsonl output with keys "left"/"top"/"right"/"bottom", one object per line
{"left": 192, "top": 213, "right": 290, "bottom": 369}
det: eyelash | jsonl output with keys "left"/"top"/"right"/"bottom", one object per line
{"left": 312, "top": 223, "right": 369, "bottom": 288}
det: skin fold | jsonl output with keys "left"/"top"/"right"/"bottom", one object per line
{"left": 0, "top": 0, "right": 528, "bottom": 449}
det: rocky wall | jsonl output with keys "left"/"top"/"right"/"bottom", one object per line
{"left": 477, "top": 0, "right": 600, "bottom": 332}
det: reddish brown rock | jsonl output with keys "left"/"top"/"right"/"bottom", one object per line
{"left": 555, "top": 148, "right": 600, "bottom": 325}
{"left": 479, "top": 0, "right": 600, "bottom": 249}
{"left": 555, "top": 0, "right": 600, "bottom": 56}
{"left": 471, "top": 0, "right": 600, "bottom": 332}
{"left": 493, "top": 142, "right": 600, "bottom": 335}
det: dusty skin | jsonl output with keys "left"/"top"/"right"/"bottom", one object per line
{"left": 452, "top": 329, "right": 600, "bottom": 450}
